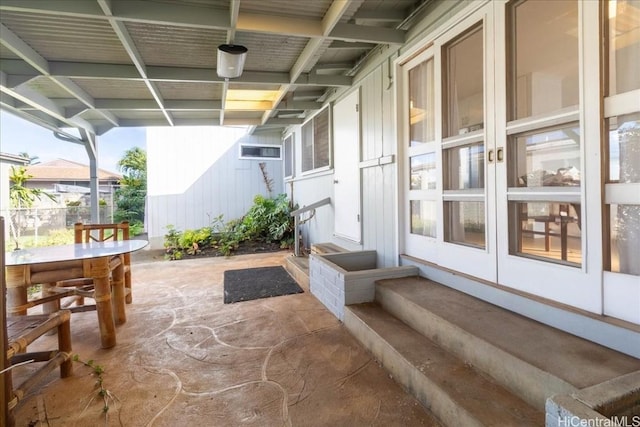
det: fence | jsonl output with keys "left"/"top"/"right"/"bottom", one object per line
{"left": 1, "top": 207, "right": 114, "bottom": 249}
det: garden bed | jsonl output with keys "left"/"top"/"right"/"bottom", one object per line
{"left": 178, "top": 240, "right": 286, "bottom": 259}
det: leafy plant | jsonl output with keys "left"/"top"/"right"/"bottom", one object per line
{"left": 129, "top": 221, "right": 144, "bottom": 236}
{"left": 241, "top": 194, "right": 294, "bottom": 242}
{"left": 162, "top": 195, "right": 296, "bottom": 259}
{"left": 72, "top": 354, "right": 118, "bottom": 419}
{"left": 163, "top": 225, "right": 182, "bottom": 260}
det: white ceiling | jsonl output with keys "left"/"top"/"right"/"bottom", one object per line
{"left": 0, "top": 0, "right": 430, "bottom": 141}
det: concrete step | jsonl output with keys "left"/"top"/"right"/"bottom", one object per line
{"left": 345, "top": 303, "right": 543, "bottom": 426}
{"left": 375, "top": 277, "right": 640, "bottom": 409}
{"left": 284, "top": 255, "right": 309, "bottom": 291}
{"left": 311, "top": 242, "right": 348, "bottom": 255}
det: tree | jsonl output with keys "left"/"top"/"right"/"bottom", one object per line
{"left": 8, "top": 166, "right": 56, "bottom": 249}
{"left": 114, "top": 147, "right": 147, "bottom": 226}
{"left": 17, "top": 152, "right": 40, "bottom": 165}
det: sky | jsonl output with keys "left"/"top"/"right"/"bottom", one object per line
{"left": 0, "top": 111, "right": 146, "bottom": 173}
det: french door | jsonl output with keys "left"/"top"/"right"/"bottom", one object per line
{"left": 402, "top": 7, "right": 497, "bottom": 282}
{"left": 400, "top": 0, "right": 602, "bottom": 313}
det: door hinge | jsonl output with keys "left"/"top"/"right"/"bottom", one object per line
{"left": 357, "top": 214, "right": 360, "bottom": 222}
{"left": 355, "top": 104, "right": 359, "bottom": 113}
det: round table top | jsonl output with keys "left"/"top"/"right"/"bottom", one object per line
{"left": 5, "top": 240, "right": 149, "bottom": 266}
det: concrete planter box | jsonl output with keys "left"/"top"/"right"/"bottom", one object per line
{"left": 309, "top": 250, "right": 418, "bottom": 321}
{"left": 546, "top": 371, "right": 640, "bottom": 427}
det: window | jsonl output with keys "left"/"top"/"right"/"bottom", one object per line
{"left": 603, "top": 0, "right": 640, "bottom": 276}
{"left": 239, "top": 144, "right": 281, "bottom": 160}
{"left": 301, "top": 108, "right": 331, "bottom": 172}
{"left": 443, "top": 25, "right": 484, "bottom": 137}
{"left": 506, "top": 0, "right": 582, "bottom": 266}
{"left": 406, "top": 56, "right": 438, "bottom": 241}
{"left": 442, "top": 24, "right": 486, "bottom": 249}
{"left": 283, "top": 134, "right": 294, "bottom": 178}
{"left": 508, "top": 0, "right": 579, "bottom": 120}
{"left": 409, "top": 59, "right": 435, "bottom": 146}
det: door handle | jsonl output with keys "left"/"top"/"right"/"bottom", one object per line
{"left": 497, "top": 147, "right": 504, "bottom": 163}
{"left": 487, "top": 149, "right": 495, "bottom": 163}
{"left": 333, "top": 179, "right": 339, "bottom": 184}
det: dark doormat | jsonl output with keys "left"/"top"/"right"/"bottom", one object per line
{"left": 223, "top": 266, "right": 303, "bottom": 304}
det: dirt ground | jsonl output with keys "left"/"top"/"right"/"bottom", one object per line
{"left": 139, "top": 237, "right": 286, "bottom": 263}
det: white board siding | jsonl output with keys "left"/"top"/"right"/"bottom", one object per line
{"left": 289, "top": 173, "right": 335, "bottom": 251}
{"left": 285, "top": 65, "right": 397, "bottom": 267}
{"left": 146, "top": 127, "right": 282, "bottom": 248}
{"left": 360, "top": 67, "right": 397, "bottom": 268}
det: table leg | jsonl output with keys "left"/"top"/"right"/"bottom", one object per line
{"left": 124, "top": 252, "right": 132, "bottom": 304}
{"left": 41, "top": 282, "right": 61, "bottom": 314}
{"left": 6, "top": 265, "right": 28, "bottom": 316}
{"left": 112, "top": 258, "right": 126, "bottom": 325}
{"left": 89, "top": 257, "right": 116, "bottom": 349}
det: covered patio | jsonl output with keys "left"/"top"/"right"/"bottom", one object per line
{"left": 11, "top": 250, "right": 439, "bottom": 426}
{"left": 3, "top": 0, "right": 640, "bottom": 425}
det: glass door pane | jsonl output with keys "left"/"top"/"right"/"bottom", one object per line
{"left": 444, "top": 201, "right": 486, "bottom": 248}
{"left": 509, "top": 0, "right": 579, "bottom": 120}
{"left": 444, "top": 25, "right": 484, "bottom": 137}
{"left": 408, "top": 58, "right": 437, "bottom": 238}
{"left": 509, "top": 201, "right": 582, "bottom": 266}
{"left": 442, "top": 24, "right": 486, "bottom": 249}
{"left": 608, "top": 0, "right": 640, "bottom": 95}
{"left": 508, "top": 124, "right": 581, "bottom": 189}
{"left": 410, "top": 153, "right": 437, "bottom": 190}
{"left": 410, "top": 60, "right": 435, "bottom": 146}
{"left": 404, "top": 52, "right": 439, "bottom": 261}
{"left": 444, "top": 143, "right": 485, "bottom": 190}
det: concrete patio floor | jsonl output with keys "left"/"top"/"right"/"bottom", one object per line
{"left": 13, "top": 250, "right": 440, "bottom": 426}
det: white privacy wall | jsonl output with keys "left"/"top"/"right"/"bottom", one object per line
{"left": 146, "top": 126, "right": 283, "bottom": 248}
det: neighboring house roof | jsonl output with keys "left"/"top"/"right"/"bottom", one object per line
{"left": 25, "top": 159, "right": 122, "bottom": 182}
{"left": 0, "top": 152, "right": 30, "bottom": 165}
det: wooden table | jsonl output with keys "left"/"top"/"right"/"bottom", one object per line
{"left": 5, "top": 240, "right": 147, "bottom": 349}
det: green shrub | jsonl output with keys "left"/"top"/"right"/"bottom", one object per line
{"left": 241, "top": 194, "right": 293, "bottom": 242}
{"left": 129, "top": 221, "right": 144, "bottom": 236}
{"left": 162, "top": 194, "right": 295, "bottom": 259}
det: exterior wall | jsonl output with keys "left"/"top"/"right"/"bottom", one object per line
{"left": 146, "top": 126, "right": 283, "bottom": 248}
{"left": 283, "top": 126, "right": 335, "bottom": 252}
{"left": 286, "top": 171, "right": 335, "bottom": 251}
{"left": 286, "top": 66, "right": 400, "bottom": 268}
{"left": 360, "top": 66, "right": 399, "bottom": 268}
